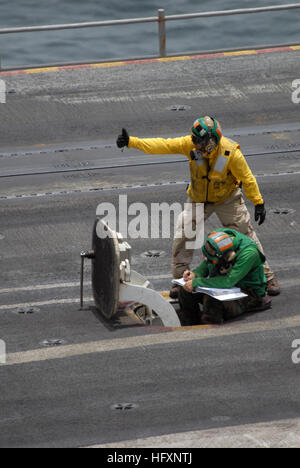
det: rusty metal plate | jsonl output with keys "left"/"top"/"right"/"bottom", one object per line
{"left": 91, "top": 218, "right": 120, "bottom": 319}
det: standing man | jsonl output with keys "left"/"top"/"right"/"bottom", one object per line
{"left": 116, "top": 116, "right": 280, "bottom": 296}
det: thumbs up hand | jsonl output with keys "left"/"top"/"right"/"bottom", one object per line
{"left": 116, "top": 128, "right": 129, "bottom": 148}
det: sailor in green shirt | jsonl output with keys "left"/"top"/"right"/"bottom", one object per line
{"left": 178, "top": 229, "right": 272, "bottom": 325}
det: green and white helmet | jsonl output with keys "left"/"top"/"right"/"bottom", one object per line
{"left": 191, "top": 116, "right": 222, "bottom": 153}
{"left": 202, "top": 230, "right": 236, "bottom": 265}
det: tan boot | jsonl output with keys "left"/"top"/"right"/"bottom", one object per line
{"left": 246, "top": 294, "right": 272, "bottom": 312}
{"left": 267, "top": 277, "right": 280, "bottom": 296}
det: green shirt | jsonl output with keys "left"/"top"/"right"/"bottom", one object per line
{"left": 192, "top": 235, "right": 267, "bottom": 297}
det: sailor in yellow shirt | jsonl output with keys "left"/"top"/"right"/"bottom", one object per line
{"left": 116, "top": 116, "right": 280, "bottom": 296}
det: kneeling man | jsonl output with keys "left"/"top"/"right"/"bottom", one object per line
{"left": 178, "top": 229, "right": 272, "bottom": 325}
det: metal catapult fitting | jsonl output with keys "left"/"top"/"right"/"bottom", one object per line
{"left": 80, "top": 218, "right": 181, "bottom": 327}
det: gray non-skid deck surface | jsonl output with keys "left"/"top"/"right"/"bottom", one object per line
{"left": 0, "top": 49, "right": 300, "bottom": 447}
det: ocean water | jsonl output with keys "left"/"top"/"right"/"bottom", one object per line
{"left": 0, "top": 0, "right": 299, "bottom": 68}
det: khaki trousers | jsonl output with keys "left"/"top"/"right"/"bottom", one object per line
{"left": 172, "top": 188, "right": 274, "bottom": 281}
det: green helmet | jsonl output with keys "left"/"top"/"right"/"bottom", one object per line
{"left": 202, "top": 230, "right": 236, "bottom": 264}
{"left": 191, "top": 116, "right": 222, "bottom": 153}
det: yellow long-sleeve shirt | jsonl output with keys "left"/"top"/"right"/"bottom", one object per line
{"left": 129, "top": 135, "right": 263, "bottom": 205}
